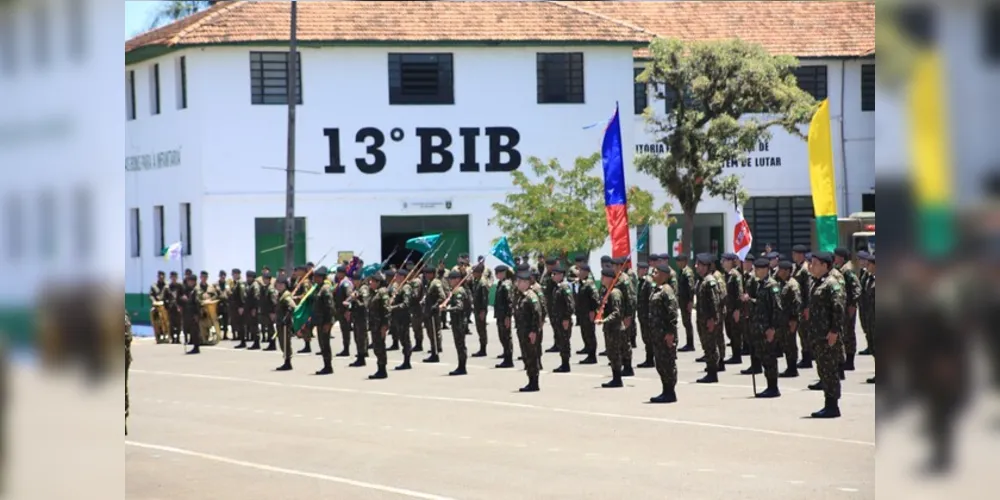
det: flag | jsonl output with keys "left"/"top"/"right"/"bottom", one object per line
{"left": 405, "top": 234, "right": 442, "bottom": 253}
{"left": 636, "top": 226, "right": 650, "bottom": 253}
{"left": 291, "top": 284, "right": 317, "bottom": 333}
{"left": 490, "top": 236, "right": 515, "bottom": 267}
{"left": 162, "top": 241, "right": 182, "bottom": 262}
{"left": 732, "top": 206, "right": 753, "bottom": 261}
{"left": 807, "top": 99, "right": 838, "bottom": 252}
{"left": 601, "top": 103, "right": 631, "bottom": 261}
{"left": 360, "top": 263, "right": 381, "bottom": 279}
{"left": 908, "top": 51, "right": 953, "bottom": 257}
{"left": 345, "top": 256, "right": 361, "bottom": 276}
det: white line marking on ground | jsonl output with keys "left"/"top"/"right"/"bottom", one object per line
{"left": 838, "top": 488, "right": 859, "bottom": 493}
{"left": 788, "top": 480, "right": 805, "bottom": 485}
{"left": 697, "top": 468, "right": 715, "bottom": 473}
{"left": 741, "top": 474, "right": 756, "bottom": 479}
{"left": 133, "top": 369, "right": 874, "bottom": 447}
{"left": 126, "top": 441, "right": 458, "bottom": 500}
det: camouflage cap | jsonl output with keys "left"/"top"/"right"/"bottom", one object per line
{"left": 754, "top": 258, "right": 771, "bottom": 269}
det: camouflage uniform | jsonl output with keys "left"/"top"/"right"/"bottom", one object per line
{"left": 793, "top": 261, "right": 813, "bottom": 365}
{"left": 245, "top": 277, "right": 262, "bottom": 348}
{"left": 858, "top": 267, "right": 872, "bottom": 354}
{"left": 125, "top": 311, "right": 132, "bottom": 435}
{"left": 180, "top": 281, "right": 200, "bottom": 346}
{"left": 348, "top": 281, "right": 371, "bottom": 362}
{"left": 777, "top": 274, "right": 803, "bottom": 368}
{"left": 838, "top": 262, "right": 863, "bottom": 364}
{"left": 166, "top": 280, "right": 184, "bottom": 343}
{"left": 472, "top": 275, "right": 491, "bottom": 355}
{"left": 443, "top": 284, "right": 472, "bottom": 372}
{"left": 696, "top": 273, "right": 724, "bottom": 374}
{"left": 575, "top": 276, "right": 600, "bottom": 359}
{"left": 541, "top": 269, "right": 557, "bottom": 351}
{"left": 230, "top": 277, "right": 248, "bottom": 346}
{"left": 422, "top": 274, "right": 445, "bottom": 355}
{"left": 637, "top": 273, "right": 655, "bottom": 366}
{"left": 550, "top": 279, "right": 575, "bottom": 367}
{"left": 216, "top": 277, "right": 230, "bottom": 337}
{"left": 530, "top": 281, "right": 547, "bottom": 362}
{"left": 275, "top": 287, "right": 297, "bottom": 366}
{"left": 313, "top": 279, "right": 336, "bottom": 373}
{"left": 741, "top": 267, "right": 757, "bottom": 356}
{"left": 808, "top": 272, "right": 846, "bottom": 402}
{"left": 724, "top": 267, "right": 745, "bottom": 361}
{"left": 676, "top": 265, "right": 697, "bottom": 349}
{"left": 614, "top": 275, "right": 635, "bottom": 371}
{"left": 389, "top": 280, "right": 413, "bottom": 365}
{"left": 334, "top": 277, "right": 355, "bottom": 356}
{"left": 751, "top": 276, "right": 783, "bottom": 381}
{"left": 515, "top": 288, "right": 544, "bottom": 383}
{"left": 649, "top": 283, "right": 679, "bottom": 395}
{"left": 408, "top": 275, "right": 425, "bottom": 351}
{"left": 493, "top": 276, "right": 515, "bottom": 363}
{"left": 259, "top": 280, "right": 277, "bottom": 348}
{"left": 602, "top": 287, "right": 627, "bottom": 383}
{"left": 368, "top": 282, "right": 391, "bottom": 376}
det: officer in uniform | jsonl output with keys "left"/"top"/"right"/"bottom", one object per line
{"left": 833, "top": 247, "right": 862, "bottom": 372}
{"left": 260, "top": 271, "right": 278, "bottom": 351}
{"left": 514, "top": 268, "right": 543, "bottom": 392}
{"left": 807, "top": 252, "right": 846, "bottom": 418}
{"left": 722, "top": 253, "right": 745, "bottom": 366}
{"left": 791, "top": 245, "right": 813, "bottom": 368}
{"left": 675, "top": 254, "right": 697, "bottom": 352}
{"left": 597, "top": 268, "right": 626, "bottom": 388}
{"left": 389, "top": 269, "right": 414, "bottom": 370}
{"left": 346, "top": 269, "right": 371, "bottom": 367}
{"left": 245, "top": 270, "right": 262, "bottom": 350}
{"left": 611, "top": 257, "right": 636, "bottom": 377}
{"left": 636, "top": 261, "right": 655, "bottom": 369}
{"left": 274, "top": 277, "right": 297, "bottom": 371}
{"left": 334, "top": 266, "right": 355, "bottom": 358}
{"left": 750, "top": 258, "right": 783, "bottom": 398}
{"left": 312, "top": 267, "right": 336, "bottom": 375}
{"left": 421, "top": 266, "right": 444, "bottom": 362}
{"left": 407, "top": 263, "right": 426, "bottom": 352}
{"left": 776, "top": 260, "right": 803, "bottom": 378}
{"left": 550, "top": 265, "right": 575, "bottom": 373}
{"left": 648, "top": 262, "right": 680, "bottom": 403}
{"left": 367, "top": 271, "right": 391, "bottom": 380}
{"left": 230, "top": 269, "right": 248, "bottom": 348}
{"left": 441, "top": 270, "right": 472, "bottom": 376}
{"left": 180, "top": 274, "right": 200, "bottom": 353}
{"left": 694, "top": 253, "right": 724, "bottom": 383}
{"left": 493, "top": 265, "right": 516, "bottom": 368}
{"left": 575, "top": 264, "right": 600, "bottom": 365}
{"left": 471, "top": 264, "right": 491, "bottom": 357}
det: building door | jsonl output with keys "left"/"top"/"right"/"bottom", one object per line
{"left": 380, "top": 215, "right": 469, "bottom": 268}
{"left": 255, "top": 218, "right": 307, "bottom": 274}
{"left": 744, "top": 196, "right": 813, "bottom": 256}
{"left": 862, "top": 193, "right": 875, "bottom": 212}
{"left": 666, "top": 213, "right": 724, "bottom": 265}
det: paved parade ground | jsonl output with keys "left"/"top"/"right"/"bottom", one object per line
{"left": 125, "top": 324, "right": 875, "bottom": 500}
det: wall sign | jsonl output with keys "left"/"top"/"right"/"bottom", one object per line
{"left": 323, "top": 127, "right": 521, "bottom": 174}
{"left": 634, "top": 140, "right": 784, "bottom": 168}
{"left": 125, "top": 148, "right": 182, "bottom": 172}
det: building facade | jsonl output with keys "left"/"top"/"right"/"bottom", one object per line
{"left": 124, "top": 0, "right": 876, "bottom": 317}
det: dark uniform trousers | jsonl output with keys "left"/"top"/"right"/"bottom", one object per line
{"left": 260, "top": 313, "right": 275, "bottom": 345}
{"left": 218, "top": 301, "right": 229, "bottom": 338}
{"left": 452, "top": 319, "right": 469, "bottom": 366}
{"left": 422, "top": 311, "right": 441, "bottom": 354}
{"left": 779, "top": 327, "right": 798, "bottom": 363}
{"left": 578, "top": 317, "right": 597, "bottom": 355}
{"left": 183, "top": 312, "right": 199, "bottom": 346}
{"left": 553, "top": 318, "right": 571, "bottom": 360}
{"left": 752, "top": 329, "right": 779, "bottom": 380}
{"left": 652, "top": 334, "right": 678, "bottom": 391}
{"left": 352, "top": 315, "right": 369, "bottom": 358}
{"left": 724, "top": 312, "right": 742, "bottom": 356}
{"left": 392, "top": 316, "right": 412, "bottom": 356}
{"left": 604, "top": 323, "right": 626, "bottom": 372}
{"left": 518, "top": 327, "right": 540, "bottom": 379}
{"left": 336, "top": 313, "right": 353, "bottom": 352}
{"left": 475, "top": 312, "right": 488, "bottom": 350}
{"left": 497, "top": 319, "right": 513, "bottom": 357}
{"left": 169, "top": 308, "right": 183, "bottom": 342}
{"left": 679, "top": 302, "right": 694, "bottom": 346}
{"left": 411, "top": 309, "right": 425, "bottom": 349}
{"left": 371, "top": 323, "right": 388, "bottom": 368}
{"left": 811, "top": 337, "right": 843, "bottom": 400}
{"left": 317, "top": 319, "right": 334, "bottom": 365}
{"left": 246, "top": 308, "right": 260, "bottom": 344}
{"left": 639, "top": 314, "right": 653, "bottom": 362}
{"left": 843, "top": 309, "right": 858, "bottom": 357}
{"left": 231, "top": 308, "right": 247, "bottom": 342}
{"left": 277, "top": 323, "right": 293, "bottom": 363}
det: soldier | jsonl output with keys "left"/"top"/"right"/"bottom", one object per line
{"left": 125, "top": 311, "right": 132, "bottom": 435}
{"left": 441, "top": 270, "right": 472, "bottom": 376}
{"left": 740, "top": 256, "right": 756, "bottom": 358}
{"left": 791, "top": 245, "right": 813, "bottom": 368}
{"left": 367, "top": 272, "right": 391, "bottom": 380}
{"left": 180, "top": 274, "right": 200, "bottom": 353}
{"left": 776, "top": 261, "right": 803, "bottom": 377}
{"left": 217, "top": 270, "right": 230, "bottom": 340}
{"left": 476, "top": 255, "right": 495, "bottom": 285}
{"left": 635, "top": 262, "right": 655, "bottom": 369}
{"left": 648, "top": 262, "right": 679, "bottom": 403}
{"left": 834, "top": 248, "right": 862, "bottom": 372}
{"left": 274, "top": 277, "right": 297, "bottom": 371}
{"left": 344, "top": 270, "right": 370, "bottom": 367}
{"left": 333, "top": 266, "right": 354, "bottom": 358}
{"left": 514, "top": 269, "right": 543, "bottom": 392}
{"left": 165, "top": 271, "right": 183, "bottom": 343}
{"left": 568, "top": 255, "right": 586, "bottom": 282}
{"left": 292, "top": 266, "right": 314, "bottom": 354}
{"left": 389, "top": 270, "right": 414, "bottom": 370}
{"left": 259, "top": 272, "right": 278, "bottom": 351}
{"left": 549, "top": 266, "right": 575, "bottom": 373}
{"left": 493, "top": 265, "right": 516, "bottom": 368}
{"left": 694, "top": 253, "right": 724, "bottom": 383}
{"left": 749, "top": 258, "right": 783, "bottom": 398}
{"left": 597, "top": 268, "right": 627, "bottom": 388}
{"left": 857, "top": 250, "right": 873, "bottom": 357}
{"left": 407, "top": 263, "right": 426, "bottom": 352}
{"left": 196, "top": 271, "right": 220, "bottom": 346}
{"left": 540, "top": 257, "right": 559, "bottom": 353}
{"left": 421, "top": 266, "right": 444, "bottom": 362}
{"left": 575, "top": 264, "right": 599, "bottom": 365}
{"left": 230, "top": 269, "right": 248, "bottom": 348}
{"left": 806, "top": 252, "right": 846, "bottom": 418}
{"left": 860, "top": 253, "right": 875, "bottom": 384}
{"left": 244, "top": 270, "right": 262, "bottom": 350}
{"left": 767, "top": 252, "right": 780, "bottom": 277}
{"left": 722, "top": 253, "right": 745, "bottom": 366}
{"left": 674, "top": 254, "right": 697, "bottom": 352}
{"left": 470, "top": 264, "right": 491, "bottom": 357}
{"left": 611, "top": 257, "right": 636, "bottom": 377}
{"left": 312, "top": 266, "right": 336, "bottom": 375}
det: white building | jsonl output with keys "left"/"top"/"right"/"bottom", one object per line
{"left": 124, "top": 0, "right": 875, "bottom": 316}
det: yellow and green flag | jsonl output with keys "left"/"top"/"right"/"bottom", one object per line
{"left": 808, "top": 99, "right": 838, "bottom": 252}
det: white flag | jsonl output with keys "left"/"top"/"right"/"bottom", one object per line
{"left": 732, "top": 207, "right": 753, "bottom": 261}
{"left": 163, "top": 241, "right": 183, "bottom": 262}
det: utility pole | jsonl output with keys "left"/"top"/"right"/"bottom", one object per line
{"left": 283, "top": 0, "right": 298, "bottom": 273}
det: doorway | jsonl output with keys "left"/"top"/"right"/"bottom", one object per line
{"left": 380, "top": 215, "right": 469, "bottom": 268}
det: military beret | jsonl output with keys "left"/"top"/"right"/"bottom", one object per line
{"left": 857, "top": 250, "right": 870, "bottom": 260}
{"left": 246, "top": 270, "right": 256, "bottom": 278}
{"left": 515, "top": 270, "right": 533, "bottom": 280}
{"left": 231, "top": 268, "right": 241, "bottom": 274}
{"left": 792, "top": 245, "right": 810, "bottom": 254}
{"left": 552, "top": 265, "right": 566, "bottom": 274}
{"left": 494, "top": 265, "right": 508, "bottom": 273}
{"left": 170, "top": 271, "right": 179, "bottom": 277}
{"left": 866, "top": 254, "right": 875, "bottom": 263}
{"left": 199, "top": 270, "right": 208, "bottom": 277}
{"left": 637, "top": 262, "right": 649, "bottom": 269}
{"left": 655, "top": 253, "right": 670, "bottom": 261}
{"left": 422, "top": 266, "right": 436, "bottom": 274}
{"left": 447, "top": 270, "right": 463, "bottom": 280}
{"left": 778, "top": 260, "right": 794, "bottom": 270}
{"left": 766, "top": 252, "right": 780, "bottom": 260}
{"left": 459, "top": 253, "right": 470, "bottom": 259}
{"left": 754, "top": 258, "right": 771, "bottom": 269}
{"left": 218, "top": 270, "right": 225, "bottom": 276}
{"left": 655, "top": 263, "right": 673, "bottom": 274}
{"left": 611, "top": 256, "right": 627, "bottom": 265}
{"left": 262, "top": 271, "right": 272, "bottom": 278}
{"left": 574, "top": 255, "right": 586, "bottom": 263}
{"left": 676, "top": 254, "right": 689, "bottom": 261}
{"left": 516, "top": 263, "right": 532, "bottom": 272}
{"left": 184, "top": 274, "right": 197, "bottom": 281}
{"left": 600, "top": 255, "right": 612, "bottom": 263}
{"left": 722, "top": 252, "right": 738, "bottom": 261}
{"left": 601, "top": 268, "right": 616, "bottom": 278}
{"left": 811, "top": 252, "right": 834, "bottom": 264}
{"left": 369, "top": 271, "right": 385, "bottom": 282}
{"left": 313, "top": 266, "right": 329, "bottom": 276}
{"left": 696, "top": 253, "right": 714, "bottom": 265}
{"left": 473, "top": 264, "right": 485, "bottom": 273}
{"left": 275, "top": 277, "right": 289, "bottom": 287}
{"left": 383, "top": 269, "right": 396, "bottom": 279}
{"left": 834, "top": 247, "right": 851, "bottom": 259}
{"left": 578, "top": 264, "right": 591, "bottom": 272}
{"left": 306, "top": 261, "right": 315, "bottom": 267}
{"left": 805, "top": 253, "right": 813, "bottom": 261}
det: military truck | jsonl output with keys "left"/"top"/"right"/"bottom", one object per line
{"left": 811, "top": 211, "right": 875, "bottom": 261}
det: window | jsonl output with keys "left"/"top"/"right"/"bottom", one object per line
{"left": 150, "top": 63, "right": 160, "bottom": 115}
{"left": 3, "top": 194, "right": 23, "bottom": 261}
{"left": 33, "top": 4, "right": 49, "bottom": 68}
{"left": 179, "top": 203, "right": 191, "bottom": 255}
{"left": 250, "top": 51, "right": 302, "bottom": 105}
{"left": 986, "top": 4, "right": 1000, "bottom": 62}
{"left": 126, "top": 70, "right": 136, "bottom": 120}
{"left": 38, "top": 191, "right": 56, "bottom": 260}
{"left": 663, "top": 85, "right": 698, "bottom": 114}
{"left": 388, "top": 53, "right": 454, "bottom": 105}
{"left": 129, "top": 208, "right": 141, "bottom": 258}
{"left": 743, "top": 196, "right": 815, "bottom": 256}
{"left": 536, "top": 52, "right": 584, "bottom": 104}
{"left": 792, "top": 65, "right": 828, "bottom": 101}
{"left": 862, "top": 193, "right": 875, "bottom": 212}
{"left": 861, "top": 64, "right": 875, "bottom": 111}
{"left": 153, "top": 205, "right": 165, "bottom": 256}
{"left": 633, "top": 67, "right": 647, "bottom": 115}
{"left": 0, "top": 9, "right": 16, "bottom": 76}
{"left": 176, "top": 56, "right": 187, "bottom": 109}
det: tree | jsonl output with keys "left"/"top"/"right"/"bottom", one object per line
{"left": 489, "top": 154, "right": 671, "bottom": 258}
{"left": 634, "top": 37, "right": 817, "bottom": 257}
{"left": 149, "top": 1, "right": 219, "bottom": 29}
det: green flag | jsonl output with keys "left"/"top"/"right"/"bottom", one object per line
{"left": 292, "top": 284, "right": 317, "bottom": 332}
{"left": 405, "top": 234, "right": 442, "bottom": 253}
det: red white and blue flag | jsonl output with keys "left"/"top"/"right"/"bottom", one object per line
{"left": 601, "top": 103, "right": 631, "bottom": 262}
{"left": 732, "top": 206, "right": 753, "bottom": 261}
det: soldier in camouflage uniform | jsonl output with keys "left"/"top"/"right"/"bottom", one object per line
{"left": 857, "top": 251, "right": 873, "bottom": 357}
{"left": 312, "top": 267, "right": 336, "bottom": 375}
{"left": 421, "top": 266, "right": 444, "bottom": 362}
{"left": 541, "top": 257, "right": 559, "bottom": 353}
{"left": 407, "top": 264, "right": 426, "bottom": 352}
{"left": 180, "top": 275, "right": 200, "bottom": 353}
{"left": 514, "top": 269, "right": 544, "bottom": 392}
{"left": 346, "top": 270, "right": 370, "bottom": 367}
{"left": 806, "top": 252, "right": 846, "bottom": 418}
{"left": 550, "top": 266, "right": 575, "bottom": 373}
{"left": 231, "top": 269, "right": 249, "bottom": 348}
{"left": 749, "top": 258, "right": 783, "bottom": 398}
{"left": 196, "top": 271, "right": 220, "bottom": 348}
{"left": 694, "top": 254, "right": 724, "bottom": 383}
{"left": 648, "top": 263, "right": 679, "bottom": 403}
{"left": 389, "top": 270, "right": 414, "bottom": 370}
{"left": 259, "top": 272, "right": 278, "bottom": 351}
{"left": 834, "top": 248, "right": 862, "bottom": 372}
{"left": 333, "top": 266, "right": 354, "bottom": 358}
{"left": 471, "top": 264, "right": 491, "bottom": 357}
{"left": 636, "top": 262, "right": 655, "bottom": 369}
{"left": 526, "top": 265, "right": 547, "bottom": 370}
{"left": 166, "top": 271, "right": 184, "bottom": 344}
{"left": 611, "top": 257, "right": 636, "bottom": 376}
{"left": 244, "top": 270, "right": 262, "bottom": 350}
{"left": 722, "top": 254, "right": 745, "bottom": 366}
{"left": 367, "top": 272, "right": 391, "bottom": 379}
{"left": 125, "top": 311, "right": 132, "bottom": 435}
{"left": 675, "top": 254, "right": 697, "bottom": 352}
{"left": 274, "top": 277, "right": 297, "bottom": 371}
{"left": 575, "top": 264, "right": 600, "bottom": 365}
{"left": 740, "top": 256, "right": 756, "bottom": 358}
{"left": 216, "top": 270, "right": 230, "bottom": 339}
{"left": 775, "top": 261, "right": 803, "bottom": 377}
{"left": 860, "top": 253, "right": 875, "bottom": 384}
{"left": 493, "top": 265, "right": 516, "bottom": 368}
{"left": 442, "top": 270, "right": 472, "bottom": 376}
{"left": 598, "top": 268, "right": 627, "bottom": 388}
{"left": 791, "top": 246, "right": 813, "bottom": 368}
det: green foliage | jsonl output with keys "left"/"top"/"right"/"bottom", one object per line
{"left": 149, "top": 1, "right": 218, "bottom": 29}
{"left": 634, "top": 37, "right": 817, "bottom": 217}
{"left": 490, "top": 154, "right": 671, "bottom": 257}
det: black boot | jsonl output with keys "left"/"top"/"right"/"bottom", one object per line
{"left": 839, "top": 368, "right": 846, "bottom": 381}
{"left": 472, "top": 342, "right": 487, "bottom": 358}
{"left": 298, "top": 342, "right": 311, "bottom": 354}
{"left": 519, "top": 376, "right": 540, "bottom": 392}
{"left": 580, "top": 353, "right": 598, "bottom": 365}
{"left": 602, "top": 370, "right": 623, "bottom": 388}
{"left": 395, "top": 354, "right": 412, "bottom": 371}
{"left": 717, "top": 360, "right": 726, "bottom": 373}
{"left": 423, "top": 353, "right": 441, "bottom": 363}
{"left": 637, "top": 349, "right": 655, "bottom": 369}
{"left": 741, "top": 357, "right": 762, "bottom": 375}
{"left": 695, "top": 355, "right": 706, "bottom": 363}
{"left": 678, "top": 344, "right": 695, "bottom": 353}
{"left": 368, "top": 365, "right": 388, "bottom": 380}
{"left": 622, "top": 364, "right": 635, "bottom": 377}
{"left": 867, "top": 376, "right": 876, "bottom": 384}
{"left": 449, "top": 362, "right": 467, "bottom": 376}
{"left": 811, "top": 397, "right": 841, "bottom": 418}
{"left": 186, "top": 346, "right": 200, "bottom": 355}
{"left": 724, "top": 346, "right": 743, "bottom": 365}
{"left": 413, "top": 343, "right": 423, "bottom": 353}
{"left": 576, "top": 348, "right": 588, "bottom": 355}
{"left": 553, "top": 357, "right": 571, "bottom": 373}
{"left": 496, "top": 354, "right": 514, "bottom": 369}
{"left": 275, "top": 360, "right": 293, "bottom": 371}
{"left": 756, "top": 376, "right": 781, "bottom": 398}
{"left": 336, "top": 349, "right": 351, "bottom": 358}
{"left": 315, "top": 365, "right": 333, "bottom": 375}
{"left": 235, "top": 340, "right": 247, "bottom": 349}
{"left": 248, "top": 339, "right": 261, "bottom": 350}
{"left": 650, "top": 386, "right": 678, "bottom": 404}
{"left": 696, "top": 369, "right": 718, "bottom": 384}
{"left": 599, "top": 350, "right": 608, "bottom": 357}
{"left": 348, "top": 356, "right": 366, "bottom": 367}
{"left": 263, "top": 341, "right": 277, "bottom": 352}
{"left": 843, "top": 355, "right": 856, "bottom": 371}
{"left": 808, "top": 381, "right": 824, "bottom": 391}
{"left": 859, "top": 347, "right": 873, "bottom": 356}
{"left": 779, "top": 360, "right": 799, "bottom": 378}
{"left": 387, "top": 342, "right": 399, "bottom": 351}
{"left": 797, "top": 352, "right": 813, "bottom": 369}
{"left": 545, "top": 345, "right": 559, "bottom": 353}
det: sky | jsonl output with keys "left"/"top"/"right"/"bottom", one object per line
{"left": 125, "top": 1, "right": 168, "bottom": 40}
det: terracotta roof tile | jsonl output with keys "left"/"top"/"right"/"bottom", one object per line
{"left": 561, "top": 1, "right": 876, "bottom": 58}
{"left": 125, "top": 0, "right": 650, "bottom": 53}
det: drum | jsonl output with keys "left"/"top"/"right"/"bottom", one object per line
{"left": 151, "top": 301, "right": 171, "bottom": 344}
{"left": 200, "top": 300, "right": 221, "bottom": 346}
